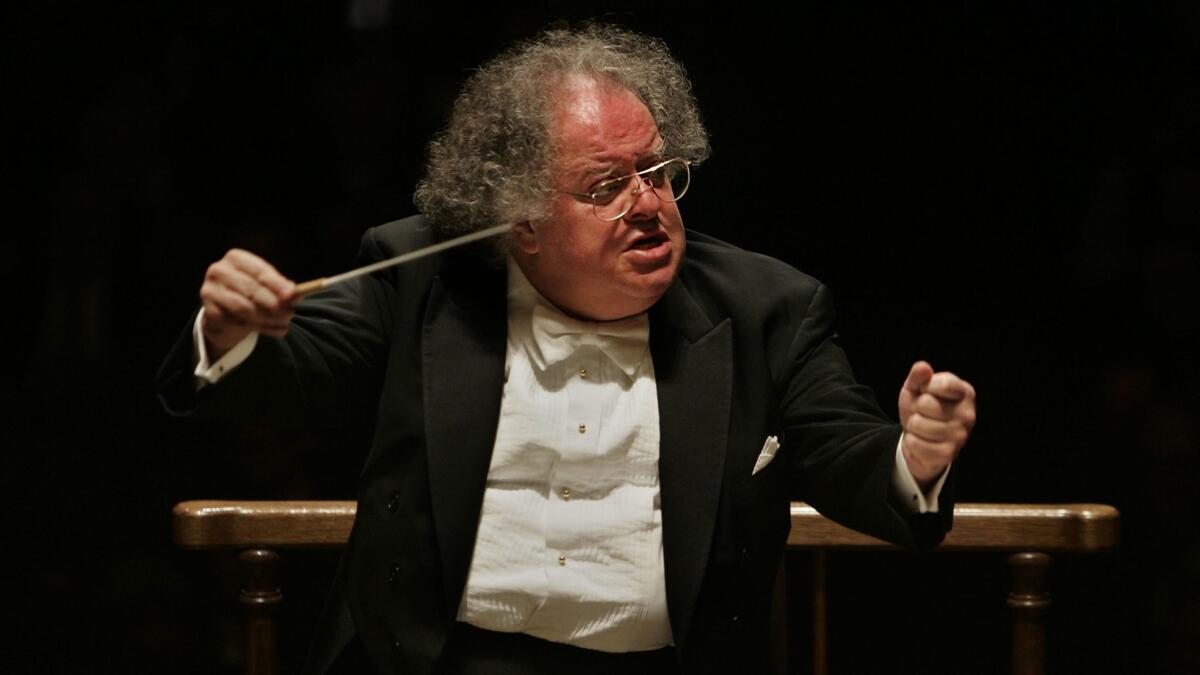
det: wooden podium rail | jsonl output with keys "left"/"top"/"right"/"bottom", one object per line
{"left": 173, "top": 501, "right": 1118, "bottom": 675}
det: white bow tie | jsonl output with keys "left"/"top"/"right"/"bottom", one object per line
{"left": 528, "top": 301, "right": 649, "bottom": 378}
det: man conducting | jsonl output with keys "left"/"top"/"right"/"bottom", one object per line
{"left": 158, "top": 24, "right": 976, "bottom": 675}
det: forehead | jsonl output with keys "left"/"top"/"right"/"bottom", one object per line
{"left": 549, "top": 76, "right": 661, "bottom": 172}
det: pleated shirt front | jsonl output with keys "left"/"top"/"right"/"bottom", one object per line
{"left": 456, "top": 261, "right": 672, "bottom": 652}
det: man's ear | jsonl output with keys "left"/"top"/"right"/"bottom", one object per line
{"left": 512, "top": 221, "right": 539, "bottom": 254}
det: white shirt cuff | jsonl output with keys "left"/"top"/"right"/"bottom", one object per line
{"left": 192, "top": 307, "right": 258, "bottom": 387}
{"left": 892, "top": 433, "right": 949, "bottom": 514}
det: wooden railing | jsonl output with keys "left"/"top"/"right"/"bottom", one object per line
{"left": 173, "top": 501, "right": 1119, "bottom": 675}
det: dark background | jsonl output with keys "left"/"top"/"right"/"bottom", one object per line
{"left": 5, "top": 1, "right": 1198, "bottom": 673}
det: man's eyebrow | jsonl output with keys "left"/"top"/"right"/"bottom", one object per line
{"left": 582, "top": 163, "right": 616, "bottom": 177}
{"left": 638, "top": 137, "right": 667, "bottom": 162}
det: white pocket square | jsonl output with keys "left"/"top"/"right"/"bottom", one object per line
{"left": 752, "top": 435, "right": 780, "bottom": 475}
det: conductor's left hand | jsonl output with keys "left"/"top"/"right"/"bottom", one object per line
{"left": 898, "top": 361, "right": 977, "bottom": 491}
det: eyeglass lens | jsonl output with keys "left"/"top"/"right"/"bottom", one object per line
{"left": 593, "top": 159, "right": 690, "bottom": 221}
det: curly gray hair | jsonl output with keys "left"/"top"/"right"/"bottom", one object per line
{"left": 414, "top": 23, "right": 710, "bottom": 245}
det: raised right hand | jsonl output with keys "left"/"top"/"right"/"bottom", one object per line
{"left": 199, "top": 249, "right": 297, "bottom": 358}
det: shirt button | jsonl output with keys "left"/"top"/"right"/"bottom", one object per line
{"left": 388, "top": 564, "right": 400, "bottom": 583}
{"left": 578, "top": 368, "right": 588, "bottom": 379}
{"left": 558, "top": 554, "right": 567, "bottom": 566}
{"left": 561, "top": 487, "right": 571, "bottom": 500}
{"left": 387, "top": 493, "right": 400, "bottom": 513}
{"left": 578, "top": 423, "right": 587, "bottom": 434}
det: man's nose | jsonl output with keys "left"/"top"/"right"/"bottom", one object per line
{"left": 624, "top": 175, "right": 661, "bottom": 221}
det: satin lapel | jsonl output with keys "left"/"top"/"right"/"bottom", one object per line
{"left": 422, "top": 254, "right": 507, "bottom": 618}
{"left": 650, "top": 280, "right": 732, "bottom": 649}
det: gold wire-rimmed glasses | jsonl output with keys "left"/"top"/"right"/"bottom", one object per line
{"left": 558, "top": 158, "right": 692, "bottom": 222}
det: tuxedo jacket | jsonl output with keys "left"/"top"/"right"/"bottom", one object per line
{"left": 158, "top": 215, "right": 953, "bottom": 674}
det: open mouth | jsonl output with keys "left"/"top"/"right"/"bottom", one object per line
{"left": 628, "top": 233, "right": 668, "bottom": 250}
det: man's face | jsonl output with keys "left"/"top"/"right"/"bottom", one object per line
{"left": 512, "top": 77, "right": 685, "bottom": 321}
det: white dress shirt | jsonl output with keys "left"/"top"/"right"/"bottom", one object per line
{"left": 455, "top": 260, "right": 672, "bottom": 652}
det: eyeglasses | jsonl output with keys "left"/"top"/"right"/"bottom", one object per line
{"left": 558, "top": 158, "right": 691, "bottom": 222}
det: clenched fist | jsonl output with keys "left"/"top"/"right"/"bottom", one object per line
{"left": 898, "top": 361, "right": 977, "bottom": 490}
{"left": 199, "top": 249, "right": 297, "bottom": 359}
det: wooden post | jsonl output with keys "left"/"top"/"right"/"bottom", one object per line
{"left": 1007, "top": 552, "right": 1052, "bottom": 675}
{"left": 771, "top": 558, "right": 789, "bottom": 675}
{"left": 239, "top": 548, "right": 282, "bottom": 675}
{"left": 812, "top": 550, "right": 828, "bottom": 675}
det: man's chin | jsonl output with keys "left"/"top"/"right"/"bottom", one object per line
{"left": 628, "top": 260, "right": 680, "bottom": 304}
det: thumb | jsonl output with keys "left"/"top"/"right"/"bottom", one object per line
{"left": 902, "top": 361, "right": 935, "bottom": 395}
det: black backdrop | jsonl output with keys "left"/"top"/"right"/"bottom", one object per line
{"left": 5, "top": 1, "right": 1198, "bottom": 673}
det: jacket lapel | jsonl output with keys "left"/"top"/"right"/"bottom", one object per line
{"left": 422, "top": 251, "right": 508, "bottom": 618}
{"left": 650, "top": 279, "right": 733, "bottom": 649}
